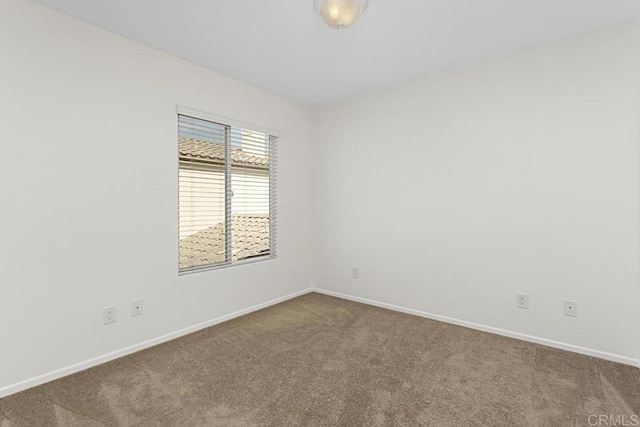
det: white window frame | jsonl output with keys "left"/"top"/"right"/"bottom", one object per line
{"left": 177, "top": 105, "right": 279, "bottom": 276}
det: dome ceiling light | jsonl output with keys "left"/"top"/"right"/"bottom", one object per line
{"left": 314, "top": 0, "right": 368, "bottom": 29}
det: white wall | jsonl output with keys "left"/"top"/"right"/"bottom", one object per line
{"left": 0, "top": 0, "right": 313, "bottom": 394}
{"left": 312, "top": 20, "right": 640, "bottom": 364}
{"left": 2, "top": 0, "right": 640, "bottom": 398}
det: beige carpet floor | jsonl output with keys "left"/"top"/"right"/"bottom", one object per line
{"left": 1, "top": 292, "right": 639, "bottom": 426}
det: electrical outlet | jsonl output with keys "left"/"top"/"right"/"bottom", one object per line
{"left": 103, "top": 306, "right": 116, "bottom": 325}
{"left": 132, "top": 300, "right": 143, "bottom": 317}
{"left": 517, "top": 293, "right": 529, "bottom": 309}
{"left": 564, "top": 300, "right": 577, "bottom": 317}
{"left": 352, "top": 267, "right": 359, "bottom": 279}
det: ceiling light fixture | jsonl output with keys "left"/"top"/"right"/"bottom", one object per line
{"left": 314, "top": 0, "right": 368, "bottom": 29}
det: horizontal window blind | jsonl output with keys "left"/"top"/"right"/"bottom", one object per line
{"left": 178, "top": 114, "right": 277, "bottom": 273}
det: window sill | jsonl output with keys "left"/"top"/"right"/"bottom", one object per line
{"left": 178, "top": 255, "right": 277, "bottom": 277}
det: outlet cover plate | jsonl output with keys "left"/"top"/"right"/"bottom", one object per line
{"left": 517, "top": 293, "right": 529, "bottom": 309}
{"left": 103, "top": 306, "right": 116, "bottom": 325}
{"left": 564, "top": 300, "right": 577, "bottom": 317}
{"left": 132, "top": 300, "right": 143, "bottom": 317}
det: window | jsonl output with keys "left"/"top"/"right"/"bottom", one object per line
{"left": 178, "top": 112, "right": 277, "bottom": 274}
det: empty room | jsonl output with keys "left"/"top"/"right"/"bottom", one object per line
{"left": 1, "top": 0, "right": 640, "bottom": 425}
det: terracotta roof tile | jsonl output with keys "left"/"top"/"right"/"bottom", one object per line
{"left": 179, "top": 214, "right": 270, "bottom": 270}
{"left": 179, "top": 137, "right": 269, "bottom": 169}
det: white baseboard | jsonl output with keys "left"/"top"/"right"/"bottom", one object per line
{"left": 3, "top": 286, "right": 637, "bottom": 399}
{"left": 0, "top": 288, "right": 315, "bottom": 399}
{"left": 311, "top": 288, "right": 640, "bottom": 369}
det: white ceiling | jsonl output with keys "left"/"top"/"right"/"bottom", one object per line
{"left": 31, "top": 0, "right": 640, "bottom": 106}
